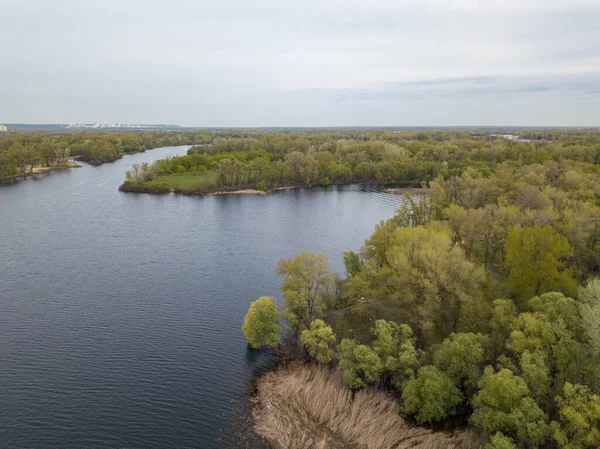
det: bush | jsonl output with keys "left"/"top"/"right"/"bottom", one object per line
{"left": 176, "top": 165, "right": 186, "bottom": 174}
{"left": 173, "top": 184, "right": 206, "bottom": 196}
{"left": 118, "top": 182, "right": 171, "bottom": 194}
{"left": 256, "top": 180, "right": 268, "bottom": 191}
{"left": 402, "top": 366, "right": 463, "bottom": 424}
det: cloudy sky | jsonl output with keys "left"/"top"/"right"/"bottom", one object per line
{"left": 1, "top": 0, "right": 599, "bottom": 126}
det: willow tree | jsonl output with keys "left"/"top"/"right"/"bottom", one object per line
{"left": 242, "top": 296, "right": 281, "bottom": 349}
{"left": 276, "top": 250, "right": 334, "bottom": 333}
{"left": 351, "top": 225, "right": 487, "bottom": 345}
{"left": 300, "top": 319, "right": 336, "bottom": 364}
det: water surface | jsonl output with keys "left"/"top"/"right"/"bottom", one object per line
{"left": 0, "top": 146, "right": 404, "bottom": 448}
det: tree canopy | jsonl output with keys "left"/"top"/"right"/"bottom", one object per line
{"left": 242, "top": 296, "right": 281, "bottom": 350}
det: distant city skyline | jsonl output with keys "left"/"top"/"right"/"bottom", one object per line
{"left": 1, "top": 0, "right": 599, "bottom": 126}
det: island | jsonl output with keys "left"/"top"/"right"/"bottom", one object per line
{"left": 117, "top": 128, "right": 600, "bottom": 197}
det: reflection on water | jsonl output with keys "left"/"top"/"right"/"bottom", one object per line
{"left": 0, "top": 146, "right": 405, "bottom": 449}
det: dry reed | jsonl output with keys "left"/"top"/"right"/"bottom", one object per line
{"left": 252, "top": 364, "right": 481, "bottom": 449}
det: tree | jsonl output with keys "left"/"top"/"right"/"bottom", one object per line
{"left": 342, "top": 250, "right": 362, "bottom": 277}
{"left": 402, "top": 366, "right": 463, "bottom": 424}
{"left": 337, "top": 338, "right": 383, "bottom": 388}
{"left": 578, "top": 279, "right": 600, "bottom": 358}
{"left": 433, "top": 332, "right": 489, "bottom": 395}
{"left": 485, "top": 433, "right": 518, "bottom": 449}
{"left": 284, "top": 151, "right": 318, "bottom": 185}
{"left": 276, "top": 251, "right": 334, "bottom": 333}
{"left": 361, "top": 219, "right": 396, "bottom": 271}
{"left": 392, "top": 194, "right": 433, "bottom": 228}
{"left": 490, "top": 299, "right": 518, "bottom": 361}
{"left": 242, "top": 296, "right": 281, "bottom": 349}
{"left": 553, "top": 383, "right": 600, "bottom": 449}
{"left": 508, "top": 312, "right": 557, "bottom": 356}
{"left": 300, "top": 319, "right": 336, "bottom": 363}
{"left": 371, "top": 320, "right": 419, "bottom": 388}
{"left": 472, "top": 367, "right": 550, "bottom": 448}
{"left": 505, "top": 226, "right": 576, "bottom": 304}
{"left": 357, "top": 225, "right": 486, "bottom": 344}
{"left": 527, "top": 292, "right": 580, "bottom": 335}
{"left": 519, "top": 350, "right": 551, "bottom": 410}
{"left": 445, "top": 204, "right": 489, "bottom": 260}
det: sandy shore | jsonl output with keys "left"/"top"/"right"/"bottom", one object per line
{"left": 209, "top": 185, "right": 304, "bottom": 196}
{"left": 385, "top": 186, "right": 428, "bottom": 194}
{"left": 210, "top": 189, "right": 267, "bottom": 195}
{"left": 0, "top": 162, "right": 81, "bottom": 181}
{"left": 32, "top": 162, "right": 81, "bottom": 174}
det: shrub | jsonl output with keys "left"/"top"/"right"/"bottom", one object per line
{"left": 256, "top": 180, "right": 268, "bottom": 191}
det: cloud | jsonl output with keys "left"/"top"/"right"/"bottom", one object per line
{"left": 0, "top": 0, "right": 598, "bottom": 125}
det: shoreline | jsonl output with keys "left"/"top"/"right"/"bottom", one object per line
{"left": 119, "top": 182, "right": 426, "bottom": 197}
{"left": 385, "top": 186, "right": 429, "bottom": 195}
{"left": 211, "top": 189, "right": 268, "bottom": 195}
{"left": 0, "top": 161, "right": 81, "bottom": 182}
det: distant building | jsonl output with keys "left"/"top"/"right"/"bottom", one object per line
{"left": 0, "top": 124, "right": 7, "bottom": 132}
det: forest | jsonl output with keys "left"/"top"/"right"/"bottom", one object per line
{"left": 0, "top": 130, "right": 212, "bottom": 178}
{"left": 120, "top": 129, "right": 600, "bottom": 197}
{"left": 239, "top": 129, "right": 600, "bottom": 449}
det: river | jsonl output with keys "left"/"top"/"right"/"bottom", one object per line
{"left": 0, "top": 146, "right": 405, "bottom": 448}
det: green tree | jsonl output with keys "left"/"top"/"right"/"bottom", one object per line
{"left": 256, "top": 180, "right": 267, "bottom": 191}
{"left": 433, "top": 332, "right": 489, "bottom": 395}
{"left": 342, "top": 250, "right": 362, "bottom": 277}
{"left": 490, "top": 299, "right": 518, "bottom": 361}
{"left": 242, "top": 296, "right": 281, "bottom": 349}
{"left": 579, "top": 278, "right": 600, "bottom": 357}
{"left": 472, "top": 366, "right": 550, "bottom": 448}
{"left": 578, "top": 279, "right": 600, "bottom": 390}
{"left": 402, "top": 366, "right": 463, "bottom": 424}
{"left": 485, "top": 433, "right": 518, "bottom": 449}
{"left": 300, "top": 319, "right": 336, "bottom": 364}
{"left": 371, "top": 320, "right": 419, "bottom": 388}
{"left": 508, "top": 312, "right": 557, "bottom": 356}
{"left": 520, "top": 350, "right": 551, "bottom": 410}
{"left": 527, "top": 292, "right": 580, "bottom": 335}
{"left": 276, "top": 250, "right": 334, "bottom": 333}
{"left": 361, "top": 219, "right": 396, "bottom": 270}
{"left": 337, "top": 338, "right": 383, "bottom": 388}
{"left": 505, "top": 226, "right": 576, "bottom": 304}
{"left": 553, "top": 383, "right": 600, "bottom": 449}
{"left": 354, "top": 225, "right": 486, "bottom": 345}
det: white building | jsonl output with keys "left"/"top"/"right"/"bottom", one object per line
{"left": 0, "top": 124, "right": 7, "bottom": 132}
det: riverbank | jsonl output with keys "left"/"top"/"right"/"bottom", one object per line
{"left": 386, "top": 186, "right": 429, "bottom": 195}
{"left": 0, "top": 161, "right": 81, "bottom": 182}
{"left": 252, "top": 364, "right": 479, "bottom": 449}
{"left": 119, "top": 181, "right": 425, "bottom": 197}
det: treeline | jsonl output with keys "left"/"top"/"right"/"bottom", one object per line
{"left": 122, "top": 129, "right": 600, "bottom": 195}
{"left": 242, "top": 136, "right": 600, "bottom": 449}
{"left": 0, "top": 130, "right": 213, "bottom": 178}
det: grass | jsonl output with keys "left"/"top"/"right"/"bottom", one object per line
{"left": 145, "top": 170, "right": 219, "bottom": 189}
{"left": 252, "top": 364, "right": 480, "bottom": 449}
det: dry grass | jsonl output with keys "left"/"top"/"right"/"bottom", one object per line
{"left": 252, "top": 364, "right": 480, "bottom": 449}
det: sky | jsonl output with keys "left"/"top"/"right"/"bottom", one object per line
{"left": 0, "top": 0, "right": 599, "bottom": 126}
